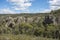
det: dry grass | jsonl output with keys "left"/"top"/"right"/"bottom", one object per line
{"left": 0, "top": 34, "right": 58, "bottom": 40}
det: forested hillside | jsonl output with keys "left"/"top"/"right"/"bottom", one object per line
{"left": 0, "top": 9, "right": 60, "bottom": 40}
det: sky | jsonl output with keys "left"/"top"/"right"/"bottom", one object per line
{"left": 0, "top": 0, "right": 60, "bottom": 14}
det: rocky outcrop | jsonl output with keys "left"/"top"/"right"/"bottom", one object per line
{"left": 0, "top": 14, "right": 59, "bottom": 28}
{"left": 0, "top": 16, "right": 42, "bottom": 28}
{"left": 55, "top": 17, "right": 60, "bottom": 26}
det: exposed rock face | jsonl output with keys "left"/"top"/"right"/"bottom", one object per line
{"left": 55, "top": 17, "right": 60, "bottom": 25}
{"left": 5, "top": 16, "right": 15, "bottom": 28}
{"left": 0, "top": 14, "right": 59, "bottom": 28}
{"left": 1, "top": 16, "right": 43, "bottom": 28}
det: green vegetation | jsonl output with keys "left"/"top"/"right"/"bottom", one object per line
{"left": 0, "top": 34, "right": 58, "bottom": 40}
{"left": 0, "top": 9, "right": 60, "bottom": 40}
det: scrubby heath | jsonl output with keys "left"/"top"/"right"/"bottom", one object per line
{"left": 0, "top": 9, "right": 60, "bottom": 40}
{"left": 0, "top": 34, "right": 58, "bottom": 40}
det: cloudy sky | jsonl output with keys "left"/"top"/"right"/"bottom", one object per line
{"left": 0, "top": 0, "right": 60, "bottom": 14}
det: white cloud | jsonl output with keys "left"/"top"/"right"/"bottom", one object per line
{"left": 0, "top": 8, "right": 15, "bottom": 14}
{"left": 49, "top": 0, "right": 60, "bottom": 10}
{"left": 7, "top": 0, "right": 32, "bottom": 10}
{"left": 40, "top": 0, "right": 60, "bottom": 13}
{"left": 40, "top": 9, "right": 51, "bottom": 13}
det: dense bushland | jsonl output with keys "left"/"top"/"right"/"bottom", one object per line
{"left": 0, "top": 9, "right": 60, "bottom": 40}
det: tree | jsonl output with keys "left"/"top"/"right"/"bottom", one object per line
{"left": 19, "top": 22, "right": 33, "bottom": 35}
